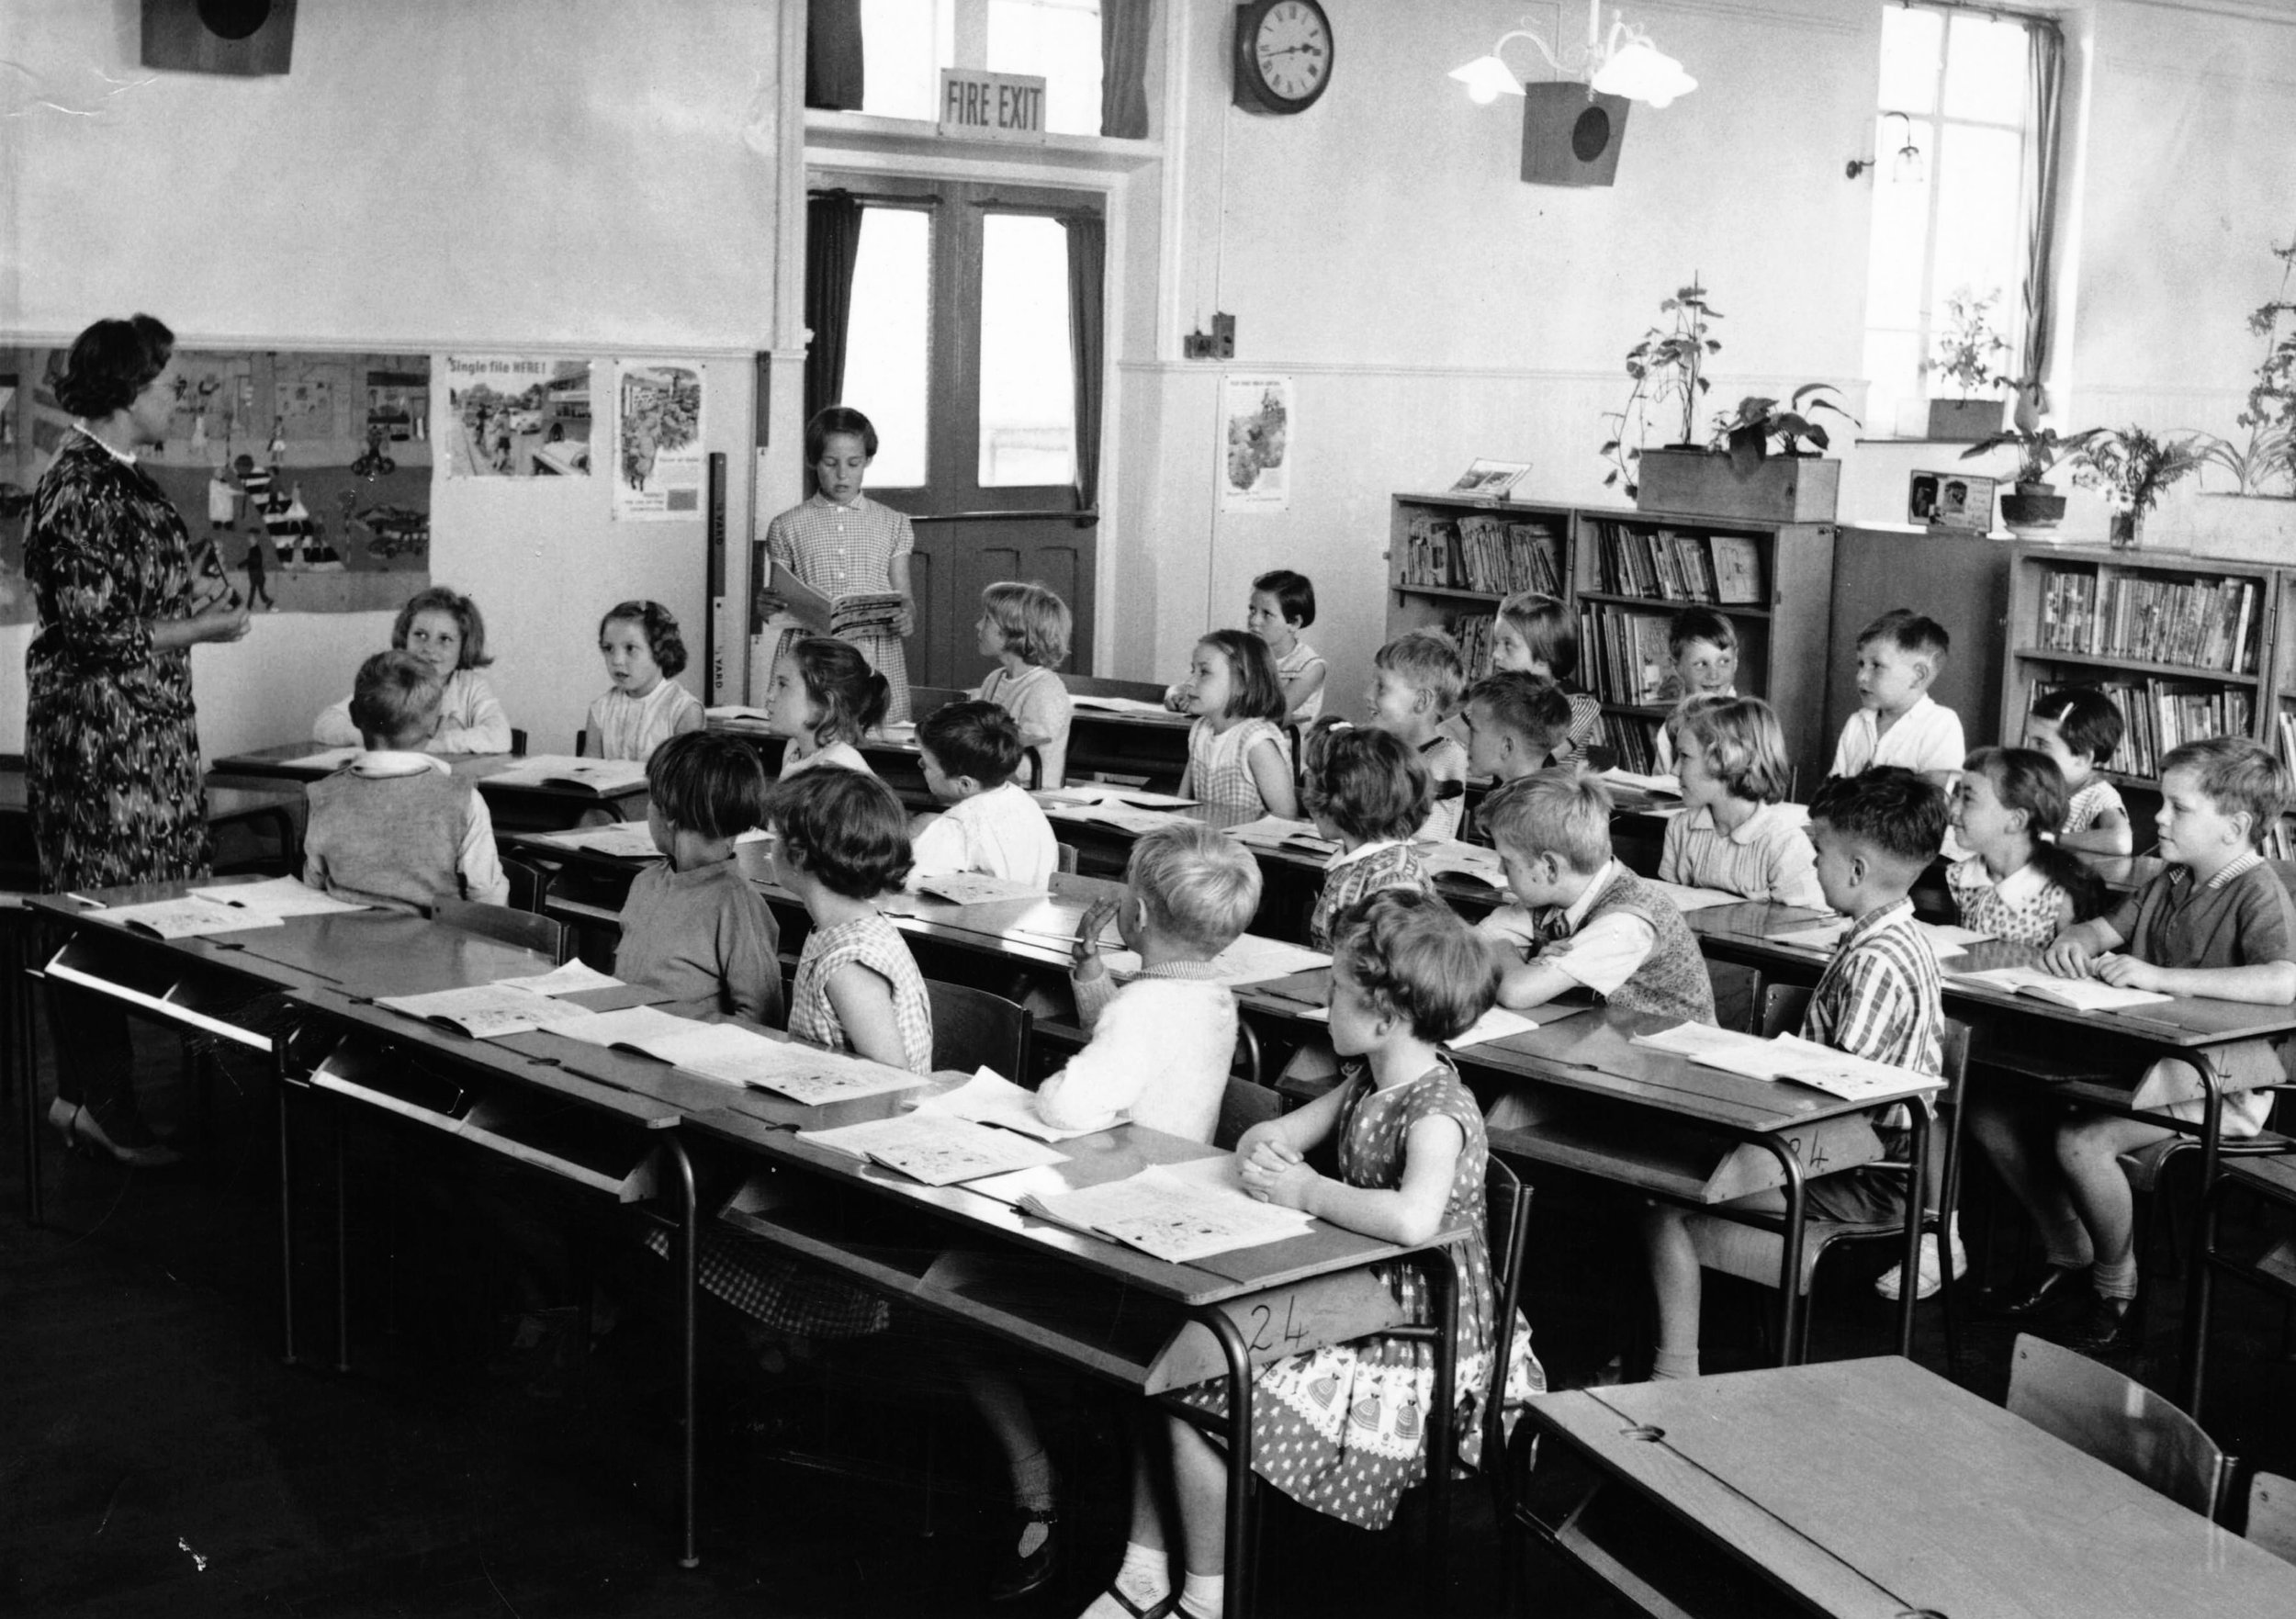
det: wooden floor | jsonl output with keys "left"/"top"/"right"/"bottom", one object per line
{"left": 5, "top": 1022, "right": 2294, "bottom": 1616}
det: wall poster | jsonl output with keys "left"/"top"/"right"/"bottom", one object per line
{"left": 443, "top": 354, "right": 593, "bottom": 478}
{"left": 0, "top": 347, "right": 432, "bottom": 624}
{"left": 611, "top": 360, "right": 703, "bottom": 522}
{"left": 1220, "top": 374, "right": 1292, "bottom": 512}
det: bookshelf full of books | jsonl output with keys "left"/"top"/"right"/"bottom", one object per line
{"left": 2000, "top": 542, "right": 2279, "bottom": 802}
{"left": 1388, "top": 493, "right": 1573, "bottom": 680}
{"left": 1569, "top": 508, "right": 1840, "bottom": 777}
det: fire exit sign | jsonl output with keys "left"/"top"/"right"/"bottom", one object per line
{"left": 938, "top": 69, "right": 1048, "bottom": 143}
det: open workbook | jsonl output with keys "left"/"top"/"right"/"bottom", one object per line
{"left": 550, "top": 1006, "right": 929, "bottom": 1106}
{"left": 1631, "top": 1021, "right": 1945, "bottom": 1103}
{"left": 1949, "top": 965, "right": 2173, "bottom": 1012}
{"left": 794, "top": 1112, "right": 1070, "bottom": 1186}
{"left": 996, "top": 1159, "right": 1317, "bottom": 1265}
{"left": 484, "top": 755, "right": 651, "bottom": 793}
{"left": 907, "top": 1068, "right": 1120, "bottom": 1142}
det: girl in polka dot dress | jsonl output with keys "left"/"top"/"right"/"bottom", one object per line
{"left": 1078, "top": 890, "right": 1543, "bottom": 1619}
{"left": 1944, "top": 747, "right": 2104, "bottom": 948}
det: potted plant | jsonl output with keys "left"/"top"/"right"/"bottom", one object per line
{"left": 2069, "top": 425, "right": 2207, "bottom": 548}
{"left": 1960, "top": 409, "right": 2099, "bottom": 538}
{"left": 2170, "top": 239, "right": 2296, "bottom": 559}
{"left": 1634, "top": 384, "right": 1856, "bottom": 523}
{"left": 1600, "top": 280, "right": 1721, "bottom": 500}
{"left": 1925, "top": 287, "right": 2013, "bottom": 442}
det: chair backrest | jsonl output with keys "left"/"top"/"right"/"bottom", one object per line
{"left": 574, "top": 728, "right": 588, "bottom": 759}
{"left": 2247, "top": 1471, "right": 2296, "bottom": 1565}
{"left": 1706, "top": 959, "right": 1760, "bottom": 1034}
{"left": 1480, "top": 1156, "right": 1534, "bottom": 1477}
{"left": 1757, "top": 981, "right": 1814, "bottom": 1040}
{"left": 2007, "top": 1332, "right": 2230, "bottom": 1519}
{"left": 500, "top": 854, "right": 551, "bottom": 914}
{"left": 1214, "top": 1074, "right": 1285, "bottom": 1150}
{"left": 434, "top": 898, "right": 571, "bottom": 964}
{"left": 926, "top": 978, "right": 1030, "bottom": 1076}
{"left": 1054, "top": 840, "right": 1080, "bottom": 876}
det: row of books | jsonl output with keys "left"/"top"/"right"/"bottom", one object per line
{"left": 1396, "top": 512, "right": 1565, "bottom": 595}
{"left": 1448, "top": 613, "right": 1497, "bottom": 679}
{"left": 1589, "top": 521, "right": 1764, "bottom": 605}
{"left": 1579, "top": 603, "right": 1677, "bottom": 707}
{"left": 2032, "top": 568, "right": 2261, "bottom": 674}
{"left": 2036, "top": 679, "right": 2252, "bottom": 780}
{"left": 1595, "top": 712, "right": 1665, "bottom": 775}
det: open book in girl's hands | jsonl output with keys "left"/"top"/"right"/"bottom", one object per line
{"left": 1949, "top": 964, "right": 2173, "bottom": 1012}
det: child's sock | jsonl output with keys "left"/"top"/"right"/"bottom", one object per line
{"left": 2041, "top": 1214, "right": 2096, "bottom": 1271}
{"left": 1009, "top": 1446, "right": 1054, "bottom": 1556}
{"left": 1176, "top": 1570, "right": 1224, "bottom": 1619}
{"left": 1650, "top": 1347, "right": 1700, "bottom": 1381}
{"left": 2092, "top": 1254, "right": 2139, "bottom": 1305}
{"left": 1077, "top": 1541, "right": 1170, "bottom": 1619}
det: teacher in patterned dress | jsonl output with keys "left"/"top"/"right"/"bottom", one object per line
{"left": 24, "top": 313, "right": 252, "bottom": 1164}
{"left": 760, "top": 406, "right": 917, "bottom": 722}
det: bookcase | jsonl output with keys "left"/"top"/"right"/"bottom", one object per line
{"left": 1388, "top": 493, "right": 1574, "bottom": 681}
{"left": 1569, "top": 508, "right": 1839, "bottom": 778}
{"left": 1998, "top": 541, "right": 2278, "bottom": 798}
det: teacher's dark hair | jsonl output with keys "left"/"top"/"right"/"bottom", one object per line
{"left": 53, "top": 314, "right": 174, "bottom": 420}
{"left": 805, "top": 405, "right": 879, "bottom": 465}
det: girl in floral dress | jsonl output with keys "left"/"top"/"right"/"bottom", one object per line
{"left": 1078, "top": 890, "right": 1543, "bottom": 1619}
{"left": 1943, "top": 746, "right": 2104, "bottom": 947}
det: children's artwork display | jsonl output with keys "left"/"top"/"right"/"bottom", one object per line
{"left": 442, "top": 355, "right": 593, "bottom": 478}
{"left": 0, "top": 346, "right": 432, "bottom": 623}
{"left": 1220, "top": 373, "right": 1292, "bottom": 512}
{"left": 611, "top": 360, "right": 704, "bottom": 521}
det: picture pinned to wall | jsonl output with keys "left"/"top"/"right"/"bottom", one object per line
{"left": 442, "top": 355, "right": 593, "bottom": 478}
{"left": 0, "top": 346, "right": 431, "bottom": 625}
{"left": 1220, "top": 374, "right": 1292, "bottom": 512}
{"left": 1909, "top": 468, "right": 1996, "bottom": 533}
{"left": 612, "top": 360, "right": 703, "bottom": 521}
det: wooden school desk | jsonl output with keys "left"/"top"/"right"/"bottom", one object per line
{"left": 23, "top": 885, "right": 710, "bottom": 1566}
{"left": 1684, "top": 897, "right": 2296, "bottom": 1404}
{"left": 1525, "top": 1355, "right": 2296, "bottom": 1618}
{"left": 1236, "top": 982, "right": 1940, "bottom": 1365}
{"left": 208, "top": 743, "right": 650, "bottom": 831}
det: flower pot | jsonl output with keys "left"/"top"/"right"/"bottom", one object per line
{"left": 1999, "top": 482, "right": 2067, "bottom": 539}
{"left": 1927, "top": 399, "right": 2006, "bottom": 443}
{"left": 1633, "top": 447, "right": 1840, "bottom": 523}
{"left": 2108, "top": 508, "right": 2143, "bottom": 549}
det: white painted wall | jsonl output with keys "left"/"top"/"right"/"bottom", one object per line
{"left": 1, "top": 0, "right": 784, "bottom": 756}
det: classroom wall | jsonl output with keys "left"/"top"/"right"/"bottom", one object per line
{"left": 0, "top": 0, "right": 784, "bottom": 758}
{"left": 1109, "top": 0, "right": 2296, "bottom": 704}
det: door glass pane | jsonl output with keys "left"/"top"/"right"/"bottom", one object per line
{"left": 978, "top": 213, "right": 1075, "bottom": 488}
{"left": 840, "top": 207, "right": 931, "bottom": 488}
{"left": 860, "top": 0, "right": 955, "bottom": 121}
{"left": 987, "top": 0, "right": 1105, "bottom": 136}
{"left": 1877, "top": 6, "right": 1942, "bottom": 115}
{"left": 1943, "top": 12, "right": 2028, "bottom": 125}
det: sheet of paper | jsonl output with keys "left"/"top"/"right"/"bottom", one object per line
{"left": 103, "top": 896, "right": 287, "bottom": 939}
{"left": 1644, "top": 880, "right": 1746, "bottom": 913}
{"left": 1950, "top": 965, "right": 2173, "bottom": 1011}
{"left": 1055, "top": 804, "right": 1200, "bottom": 836}
{"left": 280, "top": 747, "right": 361, "bottom": 770}
{"left": 1417, "top": 841, "right": 1507, "bottom": 887}
{"left": 1224, "top": 815, "right": 1341, "bottom": 856}
{"left": 1037, "top": 783, "right": 1198, "bottom": 811}
{"left": 531, "top": 823, "right": 664, "bottom": 860}
{"left": 797, "top": 1113, "right": 1070, "bottom": 1186}
{"left": 1067, "top": 694, "right": 1177, "bottom": 716}
{"left": 909, "top": 871, "right": 1051, "bottom": 907}
{"left": 547, "top": 1004, "right": 712, "bottom": 1051}
{"left": 1445, "top": 1006, "right": 1542, "bottom": 1048}
{"left": 1603, "top": 769, "right": 1682, "bottom": 796}
{"left": 1768, "top": 916, "right": 1969, "bottom": 961}
{"left": 496, "top": 960, "right": 625, "bottom": 996}
{"left": 486, "top": 754, "right": 650, "bottom": 793}
{"left": 1629, "top": 1021, "right": 1792, "bottom": 1081}
{"left": 1763, "top": 1032, "right": 1944, "bottom": 1103}
{"left": 1024, "top": 1164, "right": 1318, "bottom": 1265}
{"left": 910, "top": 1067, "right": 1120, "bottom": 1141}
{"left": 684, "top": 1041, "right": 929, "bottom": 1107}
{"left": 187, "top": 877, "right": 368, "bottom": 917}
{"left": 377, "top": 983, "right": 598, "bottom": 1039}
{"left": 1101, "top": 934, "right": 1332, "bottom": 989}
{"left": 870, "top": 722, "right": 918, "bottom": 746}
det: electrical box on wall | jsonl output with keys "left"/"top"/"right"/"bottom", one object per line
{"left": 1522, "top": 82, "right": 1629, "bottom": 187}
{"left": 1183, "top": 313, "right": 1236, "bottom": 361}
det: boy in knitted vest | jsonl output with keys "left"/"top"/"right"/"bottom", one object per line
{"left": 304, "top": 650, "right": 508, "bottom": 914}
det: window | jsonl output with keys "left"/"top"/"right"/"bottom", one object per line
{"left": 1860, "top": 5, "right": 2032, "bottom": 438}
{"left": 861, "top": 0, "right": 1105, "bottom": 136}
{"left": 840, "top": 207, "right": 932, "bottom": 487}
{"left": 978, "top": 213, "right": 1076, "bottom": 485}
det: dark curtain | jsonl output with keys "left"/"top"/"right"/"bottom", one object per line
{"left": 1099, "top": 0, "right": 1154, "bottom": 139}
{"left": 2019, "top": 20, "right": 2065, "bottom": 410}
{"left": 1062, "top": 214, "right": 1106, "bottom": 513}
{"left": 805, "top": 191, "right": 864, "bottom": 428}
{"left": 806, "top": 0, "right": 864, "bottom": 110}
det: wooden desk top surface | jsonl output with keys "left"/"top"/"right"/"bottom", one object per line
{"left": 210, "top": 744, "right": 650, "bottom": 807}
{"left": 1532, "top": 1356, "right": 2296, "bottom": 1617}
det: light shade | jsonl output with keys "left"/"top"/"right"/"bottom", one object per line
{"left": 1447, "top": 53, "right": 1525, "bottom": 104}
{"left": 1589, "top": 39, "right": 1696, "bottom": 108}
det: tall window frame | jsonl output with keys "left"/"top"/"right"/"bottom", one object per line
{"left": 1861, "top": 2, "right": 2043, "bottom": 439}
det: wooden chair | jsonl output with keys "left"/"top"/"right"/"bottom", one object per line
{"left": 1690, "top": 979, "right": 1973, "bottom": 1366}
{"left": 433, "top": 898, "right": 571, "bottom": 964}
{"left": 2245, "top": 1471, "right": 2296, "bottom": 1565}
{"left": 1213, "top": 1072, "right": 1285, "bottom": 1151}
{"left": 501, "top": 853, "right": 552, "bottom": 914}
{"left": 2007, "top": 1332, "right": 2231, "bottom": 1519}
{"left": 508, "top": 727, "right": 529, "bottom": 757}
{"left": 924, "top": 978, "right": 1030, "bottom": 1076}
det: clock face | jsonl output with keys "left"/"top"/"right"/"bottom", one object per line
{"left": 1244, "top": 0, "right": 1332, "bottom": 111}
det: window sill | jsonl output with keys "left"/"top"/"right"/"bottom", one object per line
{"left": 1853, "top": 437, "right": 2014, "bottom": 449}
{"left": 805, "top": 109, "right": 1164, "bottom": 175}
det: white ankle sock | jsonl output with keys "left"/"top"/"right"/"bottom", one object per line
{"left": 1176, "top": 1570, "right": 1224, "bottom": 1619}
{"left": 1651, "top": 1347, "right": 1700, "bottom": 1381}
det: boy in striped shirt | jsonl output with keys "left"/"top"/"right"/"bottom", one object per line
{"left": 1641, "top": 767, "right": 1949, "bottom": 1377}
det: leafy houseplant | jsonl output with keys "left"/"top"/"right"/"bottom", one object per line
{"left": 1959, "top": 421, "right": 2099, "bottom": 537}
{"left": 1630, "top": 378, "right": 1855, "bottom": 524}
{"left": 1925, "top": 286, "right": 2012, "bottom": 442}
{"left": 1709, "top": 385, "right": 1859, "bottom": 472}
{"left": 1601, "top": 281, "right": 1721, "bottom": 499}
{"left": 2069, "top": 426, "right": 2207, "bottom": 548}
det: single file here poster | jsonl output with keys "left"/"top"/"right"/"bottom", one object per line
{"left": 1219, "top": 373, "right": 1291, "bottom": 512}
{"left": 442, "top": 355, "right": 593, "bottom": 478}
{"left": 611, "top": 360, "right": 704, "bottom": 522}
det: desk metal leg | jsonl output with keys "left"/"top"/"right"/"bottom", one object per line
{"left": 1199, "top": 1307, "right": 1257, "bottom": 1619}
{"left": 1753, "top": 1139, "right": 1809, "bottom": 1365}
{"left": 1896, "top": 1097, "right": 1934, "bottom": 1361}
{"left": 2179, "top": 1055, "right": 2227, "bottom": 1413}
{"left": 1425, "top": 1244, "right": 1461, "bottom": 1613}
{"left": 334, "top": 1096, "right": 352, "bottom": 1373}
{"left": 670, "top": 1140, "right": 700, "bottom": 1569}
{"left": 17, "top": 939, "right": 42, "bottom": 1229}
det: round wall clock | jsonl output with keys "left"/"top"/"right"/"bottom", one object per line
{"left": 1233, "top": 0, "right": 1333, "bottom": 115}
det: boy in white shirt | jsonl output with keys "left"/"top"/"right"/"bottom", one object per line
{"left": 1830, "top": 609, "right": 1965, "bottom": 788}
{"left": 908, "top": 700, "right": 1059, "bottom": 891}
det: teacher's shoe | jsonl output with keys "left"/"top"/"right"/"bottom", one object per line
{"left": 48, "top": 1098, "right": 185, "bottom": 1169}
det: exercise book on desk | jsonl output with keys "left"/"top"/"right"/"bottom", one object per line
{"left": 1951, "top": 965, "right": 2173, "bottom": 1011}
{"left": 1602, "top": 769, "right": 1682, "bottom": 797}
{"left": 1632, "top": 1022, "right": 1944, "bottom": 1103}
{"left": 1768, "top": 916, "right": 1986, "bottom": 960}
{"left": 97, "top": 895, "right": 288, "bottom": 939}
{"left": 485, "top": 755, "right": 651, "bottom": 793}
{"left": 796, "top": 1113, "right": 1070, "bottom": 1186}
{"left": 551, "top": 1006, "right": 929, "bottom": 1106}
{"left": 908, "top": 1067, "right": 1120, "bottom": 1141}
{"left": 1013, "top": 1164, "right": 1317, "bottom": 1265}
{"left": 1419, "top": 841, "right": 1506, "bottom": 888}
{"left": 377, "top": 983, "right": 600, "bottom": 1039}
{"left": 1068, "top": 694, "right": 1178, "bottom": 717}
{"left": 528, "top": 823, "right": 664, "bottom": 860}
{"left": 906, "top": 871, "right": 1050, "bottom": 907}
{"left": 496, "top": 960, "right": 625, "bottom": 997}
{"left": 1226, "top": 815, "right": 1342, "bottom": 857}
{"left": 1102, "top": 934, "right": 1332, "bottom": 988}
{"left": 1644, "top": 879, "right": 1747, "bottom": 913}
{"left": 188, "top": 877, "right": 370, "bottom": 918}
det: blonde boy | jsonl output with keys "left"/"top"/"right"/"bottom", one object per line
{"left": 1653, "top": 608, "right": 1739, "bottom": 774}
{"left": 1461, "top": 671, "right": 1571, "bottom": 786}
{"left": 1039, "top": 823, "right": 1263, "bottom": 1140}
{"left": 1367, "top": 628, "right": 1469, "bottom": 841}
{"left": 1830, "top": 609, "right": 1964, "bottom": 787}
{"left": 974, "top": 579, "right": 1074, "bottom": 789}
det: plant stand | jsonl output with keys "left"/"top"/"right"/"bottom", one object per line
{"left": 1634, "top": 448, "right": 1840, "bottom": 524}
{"left": 1928, "top": 399, "right": 2006, "bottom": 443}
